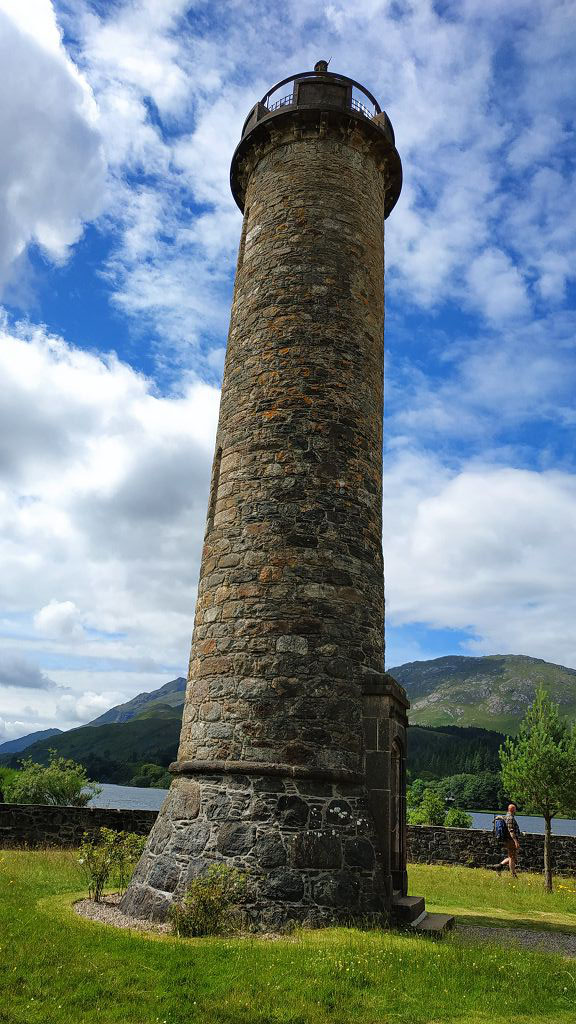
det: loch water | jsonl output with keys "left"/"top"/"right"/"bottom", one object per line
{"left": 88, "top": 784, "right": 576, "bottom": 836}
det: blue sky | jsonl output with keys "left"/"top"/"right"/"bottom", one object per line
{"left": 0, "top": 0, "right": 575, "bottom": 739}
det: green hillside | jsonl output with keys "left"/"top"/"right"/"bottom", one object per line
{"left": 86, "top": 676, "right": 186, "bottom": 727}
{"left": 390, "top": 654, "right": 576, "bottom": 733}
{"left": 6, "top": 712, "right": 181, "bottom": 785}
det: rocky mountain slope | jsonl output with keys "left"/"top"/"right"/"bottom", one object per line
{"left": 0, "top": 728, "right": 62, "bottom": 754}
{"left": 86, "top": 677, "right": 186, "bottom": 726}
{"left": 390, "top": 654, "right": 576, "bottom": 733}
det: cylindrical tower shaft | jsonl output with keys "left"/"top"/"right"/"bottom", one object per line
{"left": 179, "top": 122, "right": 387, "bottom": 777}
{"left": 122, "top": 66, "right": 407, "bottom": 928}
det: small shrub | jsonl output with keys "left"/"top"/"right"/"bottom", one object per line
{"left": 79, "top": 833, "right": 115, "bottom": 902}
{"left": 79, "top": 828, "right": 147, "bottom": 902}
{"left": 4, "top": 750, "right": 100, "bottom": 806}
{"left": 169, "top": 863, "right": 248, "bottom": 937}
{"left": 445, "top": 807, "right": 473, "bottom": 828}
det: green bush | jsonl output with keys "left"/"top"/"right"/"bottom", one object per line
{"left": 3, "top": 750, "right": 100, "bottom": 806}
{"left": 407, "top": 790, "right": 447, "bottom": 826}
{"left": 129, "top": 763, "right": 172, "bottom": 789}
{"left": 169, "top": 863, "right": 248, "bottom": 937}
{"left": 444, "top": 807, "right": 473, "bottom": 828}
{"left": 79, "top": 828, "right": 147, "bottom": 902}
{"left": 0, "top": 765, "right": 18, "bottom": 802}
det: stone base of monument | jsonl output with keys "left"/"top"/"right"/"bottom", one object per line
{"left": 120, "top": 772, "right": 391, "bottom": 930}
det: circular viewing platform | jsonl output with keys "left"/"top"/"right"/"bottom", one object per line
{"left": 231, "top": 63, "right": 402, "bottom": 217}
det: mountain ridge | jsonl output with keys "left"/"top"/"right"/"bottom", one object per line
{"left": 0, "top": 728, "right": 62, "bottom": 755}
{"left": 86, "top": 677, "right": 186, "bottom": 727}
{"left": 389, "top": 653, "right": 576, "bottom": 732}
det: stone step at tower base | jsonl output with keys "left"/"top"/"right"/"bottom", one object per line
{"left": 391, "top": 893, "right": 455, "bottom": 936}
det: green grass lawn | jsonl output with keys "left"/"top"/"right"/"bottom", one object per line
{"left": 1, "top": 850, "right": 576, "bottom": 1024}
{"left": 411, "top": 862, "right": 576, "bottom": 933}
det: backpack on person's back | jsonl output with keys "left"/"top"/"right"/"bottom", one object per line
{"left": 494, "top": 815, "right": 508, "bottom": 841}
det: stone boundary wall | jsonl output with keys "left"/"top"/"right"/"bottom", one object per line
{"left": 2, "top": 805, "right": 575, "bottom": 877}
{"left": 407, "top": 824, "right": 576, "bottom": 876}
{"left": 0, "top": 803, "right": 158, "bottom": 848}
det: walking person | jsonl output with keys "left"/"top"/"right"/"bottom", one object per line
{"left": 492, "top": 803, "right": 521, "bottom": 876}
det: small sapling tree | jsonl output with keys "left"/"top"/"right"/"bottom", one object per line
{"left": 500, "top": 689, "right": 576, "bottom": 892}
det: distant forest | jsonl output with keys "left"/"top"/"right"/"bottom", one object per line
{"left": 2, "top": 718, "right": 508, "bottom": 795}
{"left": 408, "top": 725, "right": 505, "bottom": 779}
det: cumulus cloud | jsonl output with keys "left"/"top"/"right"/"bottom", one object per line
{"left": 0, "top": 655, "right": 56, "bottom": 690}
{"left": 384, "top": 451, "right": 576, "bottom": 667}
{"left": 54, "top": 689, "right": 126, "bottom": 724}
{"left": 0, "top": 0, "right": 105, "bottom": 290}
{"left": 34, "top": 600, "right": 85, "bottom": 640}
{"left": 0, "top": 318, "right": 219, "bottom": 693}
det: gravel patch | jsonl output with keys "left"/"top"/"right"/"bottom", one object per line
{"left": 74, "top": 893, "right": 171, "bottom": 934}
{"left": 73, "top": 895, "right": 283, "bottom": 940}
{"left": 459, "top": 924, "right": 576, "bottom": 957}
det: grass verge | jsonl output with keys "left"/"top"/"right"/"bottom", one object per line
{"left": 1, "top": 850, "right": 575, "bottom": 1024}
{"left": 409, "top": 863, "right": 576, "bottom": 932}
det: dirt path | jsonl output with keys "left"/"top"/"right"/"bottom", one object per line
{"left": 459, "top": 924, "right": 576, "bottom": 957}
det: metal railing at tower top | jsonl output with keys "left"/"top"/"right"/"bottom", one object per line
{"left": 266, "top": 91, "right": 376, "bottom": 120}
{"left": 267, "top": 93, "right": 294, "bottom": 112}
{"left": 350, "top": 96, "right": 374, "bottom": 118}
{"left": 261, "top": 69, "right": 382, "bottom": 120}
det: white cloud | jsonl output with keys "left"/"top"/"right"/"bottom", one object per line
{"left": 54, "top": 689, "right": 126, "bottom": 724}
{"left": 385, "top": 451, "right": 576, "bottom": 667}
{"left": 466, "top": 249, "right": 530, "bottom": 322}
{"left": 34, "top": 600, "right": 85, "bottom": 640}
{"left": 0, "top": 654, "right": 56, "bottom": 690}
{"left": 385, "top": 311, "right": 576, "bottom": 445}
{"left": 0, "top": 317, "right": 219, "bottom": 726}
{"left": 0, "top": 717, "right": 38, "bottom": 742}
{"left": 0, "top": 0, "right": 105, "bottom": 289}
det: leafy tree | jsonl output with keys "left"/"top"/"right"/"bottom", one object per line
{"left": 407, "top": 789, "right": 446, "bottom": 826}
{"left": 3, "top": 751, "right": 101, "bottom": 807}
{"left": 0, "top": 764, "right": 18, "bottom": 801}
{"left": 408, "top": 771, "right": 505, "bottom": 812}
{"left": 444, "top": 807, "right": 473, "bottom": 828}
{"left": 500, "top": 689, "right": 576, "bottom": 891}
{"left": 130, "top": 763, "right": 172, "bottom": 788}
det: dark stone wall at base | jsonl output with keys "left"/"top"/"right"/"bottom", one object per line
{"left": 0, "top": 802, "right": 158, "bottom": 848}
{"left": 407, "top": 825, "right": 576, "bottom": 876}
{"left": 120, "top": 774, "right": 389, "bottom": 930}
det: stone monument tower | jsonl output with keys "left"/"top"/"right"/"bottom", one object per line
{"left": 121, "top": 62, "right": 409, "bottom": 928}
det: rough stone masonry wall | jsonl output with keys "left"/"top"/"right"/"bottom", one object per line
{"left": 0, "top": 802, "right": 158, "bottom": 848}
{"left": 407, "top": 825, "right": 576, "bottom": 876}
{"left": 177, "top": 120, "right": 388, "bottom": 774}
{"left": 121, "top": 111, "right": 398, "bottom": 927}
{"left": 125, "top": 774, "right": 389, "bottom": 927}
